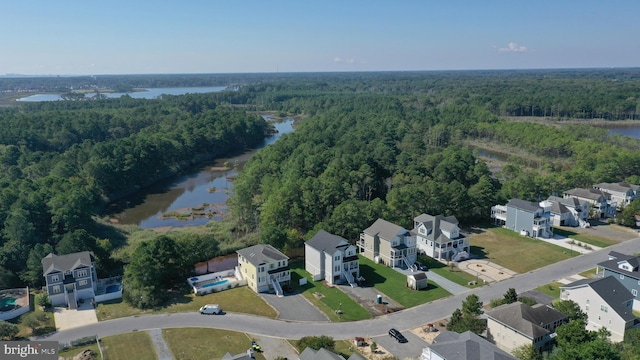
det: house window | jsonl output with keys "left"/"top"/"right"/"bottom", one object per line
{"left": 51, "top": 274, "right": 60, "bottom": 282}
{"left": 78, "top": 279, "right": 88, "bottom": 286}
{"left": 334, "top": 256, "right": 340, "bottom": 261}
{"left": 586, "top": 299, "right": 589, "bottom": 304}
{"left": 586, "top": 305, "right": 589, "bottom": 311}
{"left": 77, "top": 269, "right": 87, "bottom": 277}
{"left": 335, "top": 266, "right": 340, "bottom": 272}
{"left": 600, "top": 305, "right": 608, "bottom": 313}
{"left": 52, "top": 285, "right": 61, "bottom": 294}
{"left": 633, "top": 289, "right": 638, "bottom": 296}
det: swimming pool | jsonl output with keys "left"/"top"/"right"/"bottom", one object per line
{"left": 0, "top": 297, "right": 16, "bottom": 311}
{"left": 105, "top": 284, "right": 121, "bottom": 293}
{"left": 201, "top": 279, "right": 229, "bottom": 288}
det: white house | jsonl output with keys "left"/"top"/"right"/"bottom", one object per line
{"left": 413, "top": 213, "right": 469, "bottom": 261}
{"left": 541, "top": 195, "right": 589, "bottom": 227}
{"left": 305, "top": 230, "right": 359, "bottom": 286}
{"left": 563, "top": 187, "right": 615, "bottom": 218}
{"left": 560, "top": 276, "right": 637, "bottom": 343}
{"left": 593, "top": 182, "right": 639, "bottom": 210}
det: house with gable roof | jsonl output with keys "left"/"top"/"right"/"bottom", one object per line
{"left": 358, "top": 218, "right": 417, "bottom": 268}
{"left": 421, "top": 330, "right": 517, "bottom": 360}
{"left": 237, "top": 244, "right": 290, "bottom": 296}
{"left": 560, "top": 276, "right": 638, "bottom": 343}
{"left": 541, "top": 195, "right": 590, "bottom": 227}
{"left": 491, "top": 199, "right": 552, "bottom": 238}
{"left": 413, "top": 213, "right": 469, "bottom": 261}
{"left": 597, "top": 251, "right": 640, "bottom": 311}
{"left": 563, "top": 187, "right": 614, "bottom": 218}
{"left": 298, "top": 347, "right": 366, "bottom": 360}
{"left": 486, "top": 302, "right": 567, "bottom": 353}
{"left": 305, "top": 230, "right": 359, "bottom": 286}
{"left": 41, "top": 251, "right": 98, "bottom": 308}
{"left": 593, "top": 182, "right": 639, "bottom": 210}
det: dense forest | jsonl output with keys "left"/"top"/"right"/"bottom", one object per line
{"left": 1, "top": 69, "right": 640, "bottom": 295}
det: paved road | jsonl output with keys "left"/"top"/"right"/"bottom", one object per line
{"left": 39, "top": 238, "right": 640, "bottom": 355}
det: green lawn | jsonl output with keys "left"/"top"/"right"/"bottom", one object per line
{"left": 163, "top": 328, "right": 266, "bottom": 360}
{"left": 471, "top": 226, "right": 580, "bottom": 273}
{"left": 289, "top": 260, "right": 371, "bottom": 321}
{"left": 358, "top": 256, "right": 451, "bottom": 308}
{"left": 552, "top": 227, "right": 619, "bottom": 248}
{"left": 535, "top": 282, "right": 564, "bottom": 299}
{"left": 96, "top": 286, "right": 276, "bottom": 321}
{"left": 417, "top": 255, "right": 482, "bottom": 288}
{"left": 578, "top": 267, "right": 599, "bottom": 279}
{"left": 58, "top": 344, "right": 102, "bottom": 360}
{"left": 101, "top": 332, "right": 156, "bottom": 360}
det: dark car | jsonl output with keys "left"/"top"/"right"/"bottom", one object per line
{"left": 414, "top": 262, "right": 428, "bottom": 271}
{"left": 389, "top": 328, "right": 408, "bottom": 343}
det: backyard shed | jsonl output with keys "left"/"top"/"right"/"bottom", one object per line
{"left": 407, "top": 272, "right": 428, "bottom": 290}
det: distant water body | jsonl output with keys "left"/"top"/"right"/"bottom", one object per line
{"left": 16, "top": 86, "right": 227, "bottom": 101}
{"left": 607, "top": 126, "right": 640, "bottom": 139}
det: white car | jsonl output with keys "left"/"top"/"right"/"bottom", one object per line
{"left": 199, "top": 304, "right": 221, "bottom": 315}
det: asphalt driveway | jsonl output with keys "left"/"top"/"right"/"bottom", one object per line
{"left": 259, "top": 292, "right": 330, "bottom": 322}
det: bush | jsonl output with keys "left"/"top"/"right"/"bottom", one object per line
{"left": 35, "top": 292, "right": 51, "bottom": 308}
{"left": 0, "top": 320, "right": 19, "bottom": 340}
{"left": 297, "top": 335, "right": 335, "bottom": 352}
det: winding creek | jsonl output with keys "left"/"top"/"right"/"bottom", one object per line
{"left": 107, "top": 119, "right": 295, "bottom": 229}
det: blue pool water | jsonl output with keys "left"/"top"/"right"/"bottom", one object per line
{"left": 106, "top": 284, "right": 121, "bottom": 293}
{"left": 190, "top": 277, "right": 199, "bottom": 282}
{"left": 201, "top": 279, "right": 229, "bottom": 288}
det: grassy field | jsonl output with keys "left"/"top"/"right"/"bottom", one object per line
{"left": 358, "top": 256, "right": 451, "bottom": 308}
{"left": 417, "top": 255, "right": 482, "bottom": 288}
{"left": 470, "top": 226, "right": 580, "bottom": 273}
{"left": 578, "top": 267, "right": 599, "bottom": 279}
{"left": 96, "top": 286, "right": 276, "bottom": 321}
{"left": 163, "top": 328, "right": 266, "bottom": 360}
{"left": 552, "top": 227, "right": 619, "bottom": 248}
{"left": 535, "top": 282, "right": 564, "bottom": 299}
{"left": 289, "top": 260, "right": 371, "bottom": 321}
{"left": 101, "top": 332, "right": 156, "bottom": 360}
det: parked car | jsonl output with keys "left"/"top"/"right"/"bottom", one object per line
{"left": 414, "top": 262, "right": 428, "bottom": 271}
{"left": 388, "top": 328, "right": 408, "bottom": 343}
{"left": 199, "top": 304, "right": 222, "bottom": 315}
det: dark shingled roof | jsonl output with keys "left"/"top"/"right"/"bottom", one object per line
{"left": 506, "top": 198, "right": 541, "bottom": 213}
{"left": 487, "top": 302, "right": 567, "bottom": 340}
{"left": 564, "top": 188, "right": 610, "bottom": 201}
{"left": 413, "top": 213, "right": 460, "bottom": 242}
{"left": 236, "top": 244, "right": 288, "bottom": 267}
{"left": 41, "top": 251, "right": 94, "bottom": 276}
{"left": 598, "top": 252, "right": 640, "bottom": 279}
{"left": 430, "top": 331, "right": 517, "bottom": 360}
{"left": 363, "top": 218, "right": 412, "bottom": 243}
{"left": 306, "top": 230, "right": 349, "bottom": 253}
{"left": 560, "top": 276, "right": 635, "bottom": 322}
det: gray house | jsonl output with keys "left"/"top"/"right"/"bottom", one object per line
{"left": 596, "top": 251, "right": 640, "bottom": 311}
{"left": 305, "top": 230, "right": 359, "bottom": 286}
{"left": 541, "top": 195, "right": 589, "bottom": 227}
{"left": 421, "top": 331, "right": 517, "bottom": 360}
{"left": 41, "top": 251, "right": 97, "bottom": 308}
{"left": 298, "top": 347, "right": 365, "bottom": 360}
{"left": 491, "top": 198, "right": 552, "bottom": 238}
{"left": 563, "top": 187, "right": 614, "bottom": 218}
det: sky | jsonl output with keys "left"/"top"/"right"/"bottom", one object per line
{"left": 1, "top": 0, "right": 638, "bottom": 75}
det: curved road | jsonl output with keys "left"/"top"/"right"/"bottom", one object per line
{"left": 39, "top": 238, "right": 640, "bottom": 345}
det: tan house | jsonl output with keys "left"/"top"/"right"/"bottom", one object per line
{"left": 486, "top": 302, "right": 567, "bottom": 353}
{"left": 358, "top": 218, "right": 417, "bottom": 268}
{"left": 560, "top": 276, "right": 638, "bottom": 343}
{"left": 593, "top": 182, "right": 638, "bottom": 210}
{"left": 237, "top": 244, "right": 290, "bottom": 296}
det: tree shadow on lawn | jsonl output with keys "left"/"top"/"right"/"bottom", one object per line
{"left": 470, "top": 245, "right": 488, "bottom": 259}
{"left": 358, "top": 264, "right": 387, "bottom": 286}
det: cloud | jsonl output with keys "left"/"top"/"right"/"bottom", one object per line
{"left": 498, "top": 42, "right": 529, "bottom": 53}
{"left": 334, "top": 57, "right": 359, "bottom": 64}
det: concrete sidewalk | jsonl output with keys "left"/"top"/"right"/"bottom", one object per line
{"left": 394, "top": 267, "right": 470, "bottom": 295}
{"left": 536, "top": 234, "right": 602, "bottom": 254}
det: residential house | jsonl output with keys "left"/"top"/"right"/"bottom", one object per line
{"left": 358, "top": 218, "right": 417, "bottom": 268}
{"left": 298, "top": 347, "right": 366, "bottom": 360}
{"left": 222, "top": 350, "right": 253, "bottom": 360}
{"left": 560, "top": 276, "right": 637, "bottom": 343}
{"left": 486, "top": 302, "right": 568, "bottom": 353}
{"left": 305, "top": 230, "right": 359, "bottom": 286}
{"left": 41, "top": 251, "right": 98, "bottom": 308}
{"left": 596, "top": 251, "right": 640, "bottom": 311}
{"left": 237, "top": 244, "right": 290, "bottom": 296}
{"left": 421, "top": 330, "right": 517, "bottom": 360}
{"left": 563, "top": 187, "right": 614, "bottom": 218}
{"left": 407, "top": 272, "right": 428, "bottom": 291}
{"left": 593, "top": 182, "right": 639, "bottom": 210}
{"left": 491, "top": 199, "right": 552, "bottom": 238}
{"left": 541, "top": 195, "right": 590, "bottom": 227}
{"left": 413, "top": 213, "right": 469, "bottom": 261}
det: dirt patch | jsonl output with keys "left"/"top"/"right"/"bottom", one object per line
{"left": 352, "top": 338, "right": 393, "bottom": 360}
{"left": 313, "top": 292, "right": 325, "bottom": 300}
{"left": 410, "top": 319, "right": 449, "bottom": 344}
